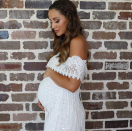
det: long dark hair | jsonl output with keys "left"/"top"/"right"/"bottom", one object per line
{"left": 46, "top": 0, "right": 90, "bottom": 69}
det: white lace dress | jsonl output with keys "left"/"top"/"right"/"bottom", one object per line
{"left": 38, "top": 52, "right": 87, "bottom": 131}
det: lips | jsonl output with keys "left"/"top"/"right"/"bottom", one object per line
{"left": 54, "top": 30, "right": 59, "bottom": 33}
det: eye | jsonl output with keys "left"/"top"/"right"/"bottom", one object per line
{"left": 55, "top": 20, "right": 59, "bottom": 23}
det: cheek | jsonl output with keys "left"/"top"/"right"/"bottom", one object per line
{"left": 59, "top": 20, "right": 68, "bottom": 29}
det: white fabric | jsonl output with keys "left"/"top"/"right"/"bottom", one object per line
{"left": 38, "top": 52, "right": 87, "bottom": 131}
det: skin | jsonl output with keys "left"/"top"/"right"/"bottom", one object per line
{"left": 38, "top": 9, "right": 88, "bottom": 112}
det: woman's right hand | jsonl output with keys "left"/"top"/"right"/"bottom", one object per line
{"left": 38, "top": 100, "right": 45, "bottom": 112}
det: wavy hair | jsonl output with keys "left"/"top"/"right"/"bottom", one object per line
{"left": 46, "top": 0, "right": 90, "bottom": 69}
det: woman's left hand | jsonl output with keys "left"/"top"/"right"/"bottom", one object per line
{"left": 43, "top": 68, "right": 52, "bottom": 79}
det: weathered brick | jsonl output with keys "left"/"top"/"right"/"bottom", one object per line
{"left": 131, "top": 62, "right": 132, "bottom": 69}
{"left": 24, "top": 62, "right": 47, "bottom": 71}
{"left": 129, "top": 22, "right": 132, "bottom": 29}
{"left": 104, "top": 41, "right": 128, "bottom": 50}
{"left": 12, "top": 93, "right": 36, "bottom": 102}
{"left": 32, "top": 103, "right": 42, "bottom": 111}
{"left": 103, "top": 21, "right": 126, "bottom": 30}
{"left": 23, "top": 41, "right": 48, "bottom": 50}
{"left": 85, "top": 112, "right": 89, "bottom": 119}
{"left": 106, "top": 101, "right": 128, "bottom": 109}
{"left": 81, "top": 92, "right": 90, "bottom": 100}
{"left": 83, "top": 31, "right": 89, "bottom": 39}
{"left": 93, "top": 52, "right": 117, "bottom": 59}
{"left": 78, "top": 11, "right": 90, "bottom": 19}
{"left": 71, "top": 1, "right": 79, "bottom": 8}
{"left": 131, "top": 120, "right": 132, "bottom": 127}
{"left": 11, "top": 31, "right": 36, "bottom": 39}
{"left": 81, "top": 21, "right": 102, "bottom": 29}
{"left": 81, "top": 82, "right": 103, "bottom": 90}
{"left": 23, "top": 21, "right": 48, "bottom": 29}
{"left": 119, "top": 92, "right": 132, "bottom": 99}
{"left": 87, "top": 41, "right": 102, "bottom": 49}
{"left": 0, "top": 104, "right": 23, "bottom": 111}
{"left": 117, "top": 130, "right": 132, "bottom": 131}
{"left": 25, "top": 1, "right": 52, "bottom": 8}
{"left": 93, "top": 31, "right": 116, "bottom": 39}
{"left": 0, "top": 52, "right": 8, "bottom": 60}
{"left": 0, "top": 83, "right": 22, "bottom": 92}
{"left": 25, "top": 83, "right": 39, "bottom": 91}
{"left": 11, "top": 52, "right": 35, "bottom": 60}
{"left": 92, "top": 92, "right": 116, "bottom": 100}
{"left": 0, "top": 41, "right": 20, "bottom": 50}
{"left": 83, "top": 102, "right": 103, "bottom": 110}
{"left": 10, "top": 73, "right": 34, "bottom": 81}
{"left": 0, "top": 114, "right": 10, "bottom": 121}
{"left": 117, "top": 111, "right": 132, "bottom": 118}
{"left": 0, "top": 94, "right": 9, "bottom": 101}
{"left": 0, "top": 31, "right": 9, "bottom": 39}
{"left": 39, "top": 31, "right": 54, "bottom": 39}
{"left": 0, "top": 10, "right": 7, "bottom": 19}
{"left": 0, "top": 0, "right": 23, "bottom": 8}
{"left": 91, "top": 111, "right": 114, "bottom": 119}
{"left": 0, "top": 123, "right": 22, "bottom": 130}
{"left": 92, "top": 72, "right": 116, "bottom": 80}
{"left": 120, "top": 52, "right": 132, "bottom": 59}
{"left": 25, "top": 103, "right": 30, "bottom": 111}
{"left": 25, "top": 123, "right": 44, "bottom": 130}
{"left": 0, "top": 20, "right": 22, "bottom": 29}
{"left": 118, "top": 72, "right": 132, "bottom": 80}
{"left": 0, "top": 73, "right": 6, "bottom": 81}
{"left": 85, "top": 121, "right": 103, "bottom": 129}
{"left": 93, "top": 11, "right": 116, "bottom": 20}
{"left": 89, "top": 62, "right": 103, "bottom": 70}
{"left": 39, "top": 113, "right": 45, "bottom": 120}
{"left": 80, "top": 2, "right": 106, "bottom": 10}
{"left": 37, "top": 10, "right": 48, "bottom": 19}
{"left": 118, "top": 12, "right": 132, "bottom": 20}
{"left": 105, "top": 120, "right": 128, "bottom": 128}
{"left": 9, "top": 10, "right": 35, "bottom": 19}
{"left": 119, "top": 32, "right": 132, "bottom": 39}
{"left": 13, "top": 113, "right": 37, "bottom": 121}
{"left": 38, "top": 52, "right": 52, "bottom": 60}
{"left": 37, "top": 73, "right": 43, "bottom": 81}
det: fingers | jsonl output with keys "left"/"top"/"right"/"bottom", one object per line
{"left": 38, "top": 100, "right": 45, "bottom": 112}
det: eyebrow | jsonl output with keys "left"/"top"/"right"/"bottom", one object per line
{"left": 49, "top": 17, "right": 59, "bottom": 20}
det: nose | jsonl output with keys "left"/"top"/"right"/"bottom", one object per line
{"left": 51, "top": 23, "right": 56, "bottom": 29}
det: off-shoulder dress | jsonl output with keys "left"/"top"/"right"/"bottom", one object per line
{"left": 38, "top": 52, "right": 87, "bottom": 131}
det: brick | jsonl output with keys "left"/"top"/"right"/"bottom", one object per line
{"left": 0, "top": 83, "right": 22, "bottom": 92}
{"left": 72, "top": 1, "right": 79, "bottom": 8}
{"left": 103, "top": 21, "right": 126, "bottom": 30}
{"left": 0, "top": 104, "right": 23, "bottom": 111}
{"left": 118, "top": 12, "right": 132, "bottom": 20}
{"left": 119, "top": 32, "right": 132, "bottom": 39}
{"left": 25, "top": 103, "right": 30, "bottom": 111}
{"left": 0, "top": 123, "right": 22, "bottom": 130}
{"left": 92, "top": 92, "right": 116, "bottom": 100}
{"left": 131, "top": 62, "right": 132, "bottom": 69}
{"left": 91, "top": 111, "right": 114, "bottom": 119}
{"left": 0, "top": 94, "right": 9, "bottom": 101}
{"left": 0, "top": 52, "right": 8, "bottom": 60}
{"left": 131, "top": 101, "right": 132, "bottom": 108}
{"left": 23, "top": 21, "right": 48, "bottom": 29}
{"left": 117, "top": 130, "right": 132, "bottom": 131}
{"left": 93, "top": 51, "right": 117, "bottom": 59}
{"left": 0, "top": 73, "right": 6, "bottom": 81}
{"left": 25, "top": 83, "right": 39, "bottom": 91}
{"left": 92, "top": 72, "right": 116, "bottom": 80}
{"left": 118, "top": 72, "right": 132, "bottom": 80}
{"left": 81, "top": 92, "right": 90, "bottom": 100}
{"left": 0, "top": 10, "right": 7, "bottom": 19}
{"left": 12, "top": 93, "right": 36, "bottom": 102}
{"left": 80, "top": 2, "right": 106, "bottom": 10}
{"left": 83, "top": 102, "right": 103, "bottom": 110}
{"left": 37, "top": 73, "right": 43, "bottom": 81}
{"left": 0, "top": 114, "right": 10, "bottom": 121}
{"left": 0, "top": 31, "right": 9, "bottom": 39}
{"left": 106, "top": 101, "right": 128, "bottom": 109}
{"left": 9, "top": 10, "right": 35, "bottom": 19}
{"left": 25, "top": 123, "right": 44, "bottom": 130}
{"left": 0, "top": 20, "right": 22, "bottom": 29}
{"left": 32, "top": 103, "right": 42, "bottom": 111}
{"left": 11, "top": 52, "right": 35, "bottom": 60}
{"left": 85, "top": 121, "right": 103, "bottom": 129}
{"left": 83, "top": 31, "right": 89, "bottom": 39}
{"left": 119, "top": 92, "right": 132, "bottom": 99}
{"left": 10, "top": 73, "right": 34, "bottom": 81}
{"left": 25, "top": 1, "right": 51, "bottom": 8}
{"left": 24, "top": 62, "right": 47, "bottom": 71}
{"left": 117, "top": 111, "right": 132, "bottom": 118}
{"left": 13, "top": 113, "right": 37, "bottom": 121}
{"left": 0, "top": 0, "right": 23, "bottom": 8}
{"left": 93, "top": 11, "right": 116, "bottom": 20}
{"left": 105, "top": 120, "right": 128, "bottom": 128}
{"left": 37, "top": 10, "right": 48, "bottom": 19}
{"left": 120, "top": 52, "right": 132, "bottom": 59}
{"left": 78, "top": 11, "right": 90, "bottom": 19}
{"left": 23, "top": 41, "right": 48, "bottom": 50}
{"left": 0, "top": 41, "right": 20, "bottom": 50}
{"left": 93, "top": 130, "right": 111, "bottom": 131}
{"left": 130, "top": 22, "right": 132, "bottom": 29}
{"left": 11, "top": 31, "right": 36, "bottom": 39}
{"left": 131, "top": 120, "right": 132, "bottom": 127}
{"left": 93, "top": 31, "right": 116, "bottom": 39}
{"left": 87, "top": 41, "right": 102, "bottom": 49}
{"left": 38, "top": 52, "right": 52, "bottom": 60}
{"left": 108, "top": 2, "right": 132, "bottom": 10}
{"left": 81, "top": 21, "right": 102, "bottom": 29}
{"left": 81, "top": 82, "right": 103, "bottom": 90}
{"left": 89, "top": 62, "right": 103, "bottom": 70}
{"left": 39, "top": 31, "right": 54, "bottom": 39}
{"left": 39, "top": 113, "right": 45, "bottom": 120}
{"left": 85, "top": 112, "right": 89, "bottom": 119}
{"left": 105, "top": 62, "right": 128, "bottom": 70}
{"left": 104, "top": 41, "right": 128, "bottom": 50}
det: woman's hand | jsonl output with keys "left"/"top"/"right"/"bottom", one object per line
{"left": 43, "top": 68, "right": 52, "bottom": 79}
{"left": 38, "top": 100, "right": 45, "bottom": 112}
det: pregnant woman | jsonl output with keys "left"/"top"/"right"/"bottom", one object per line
{"left": 38, "top": 0, "right": 90, "bottom": 130}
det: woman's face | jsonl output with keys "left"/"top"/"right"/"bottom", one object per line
{"left": 48, "top": 9, "right": 69, "bottom": 36}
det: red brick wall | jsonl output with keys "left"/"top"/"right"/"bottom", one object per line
{"left": 0, "top": 0, "right": 132, "bottom": 130}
